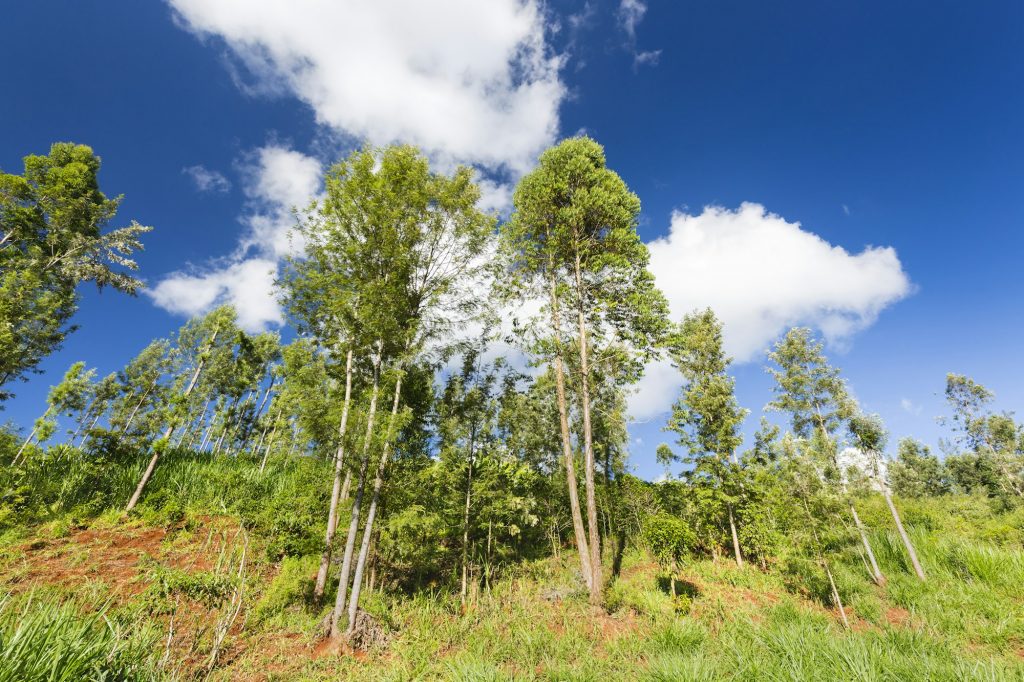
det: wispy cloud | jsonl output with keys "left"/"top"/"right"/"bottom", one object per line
{"left": 182, "top": 165, "right": 231, "bottom": 193}
{"left": 617, "top": 0, "right": 659, "bottom": 68}
{"left": 901, "top": 398, "right": 923, "bottom": 415}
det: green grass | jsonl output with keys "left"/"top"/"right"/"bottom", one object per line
{"left": 0, "top": 595, "right": 159, "bottom": 682}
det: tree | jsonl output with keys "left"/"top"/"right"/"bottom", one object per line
{"left": 767, "top": 328, "right": 885, "bottom": 586}
{"left": 501, "top": 136, "right": 669, "bottom": 601}
{"left": 888, "top": 438, "right": 949, "bottom": 498}
{"left": 642, "top": 512, "right": 695, "bottom": 598}
{"left": 661, "top": 309, "right": 748, "bottom": 567}
{"left": 13, "top": 361, "right": 94, "bottom": 463}
{"left": 0, "top": 142, "right": 151, "bottom": 401}
{"left": 125, "top": 306, "right": 237, "bottom": 511}
{"left": 284, "top": 144, "right": 493, "bottom": 637}
{"left": 941, "top": 374, "right": 1023, "bottom": 498}
{"left": 848, "top": 411, "right": 926, "bottom": 580}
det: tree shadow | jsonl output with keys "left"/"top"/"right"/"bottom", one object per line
{"left": 657, "top": 575, "right": 699, "bottom": 599}
{"left": 611, "top": 532, "right": 628, "bottom": 579}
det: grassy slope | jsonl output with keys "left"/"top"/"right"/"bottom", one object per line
{"left": 2, "top": 499, "right": 1024, "bottom": 681}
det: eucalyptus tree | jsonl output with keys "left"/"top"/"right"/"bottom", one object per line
{"left": 284, "top": 144, "right": 493, "bottom": 633}
{"left": 436, "top": 349, "right": 504, "bottom": 604}
{"left": 0, "top": 142, "right": 151, "bottom": 401}
{"left": 71, "top": 372, "right": 118, "bottom": 446}
{"left": 108, "top": 339, "right": 174, "bottom": 437}
{"left": 125, "top": 306, "right": 237, "bottom": 511}
{"left": 340, "top": 147, "right": 494, "bottom": 638}
{"left": 13, "top": 361, "right": 94, "bottom": 463}
{"left": 661, "top": 309, "right": 748, "bottom": 567}
{"left": 848, "top": 411, "right": 926, "bottom": 580}
{"left": 501, "top": 136, "right": 669, "bottom": 601}
{"left": 942, "top": 373, "right": 1023, "bottom": 498}
{"left": 767, "top": 328, "right": 885, "bottom": 586}
{"left": 889, "top": 438, "right": 949, "bottom": 498}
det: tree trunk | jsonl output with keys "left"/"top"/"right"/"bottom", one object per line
{"left": 122, "top": 380, "right": 157, "bottom": 434}
{"left": 126, "top": 330, "right": 216, "bottom": 512}
{"left": 259, "top": 419, "right": 280, "bottom": 474}
{"left": 574, "top": 258, "right": 601, "bottom": 603}
{"left": 548, "top": 272, "right": 592, "bottom": 588}
{"left": 814, "top": 411, "right": 886, "bottom": 588}
{"left": 824, "top": 560, "right": 850, "bottom": 629}
{"left": 728, "top": 505, "right": 744, "bottom": 568}
{"left": 314, "top": 348, "right": 355, "bottom": 604}
{"left": 346, "top": 372, "right": 403, "bottom": 636}
{"left": 330, "top": 350, "right": 382, "bottom": 637}
{"left": 882, "top": 488, "right": 926, "bottom": 580}
{"left": 849, "top": 502, "right": 886, "bottom": 586}
{"left": 13, "top": 421, "right": 42, "bottom": 465}
{"left": 78, "top": 410, "right": 103, "bottom": 448}
{"left": 460, "top": 424, "right": 476, "bottom": 608}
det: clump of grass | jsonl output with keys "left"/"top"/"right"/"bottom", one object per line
{"left": 0, "top": 594, "right": 158, "bottom": 681}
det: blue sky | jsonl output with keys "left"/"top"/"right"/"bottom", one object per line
{"left": 3, "top": 0, "right": 1022, "bottom": 479}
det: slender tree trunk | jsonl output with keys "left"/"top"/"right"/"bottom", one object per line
{"left": 13, "top": 420, "right": 43, "bottom": 465}
{"left": 330, "top": 349, "right": 382, "bottom": 637}
{"left": 122, "top": 380, "right": 157, "bottom": 434}
{"left": 460, "top": 424, "right": 476, "bottom": 608}
{"left": 728, "top": 505, "right": 744, "bottom": 568}
{"left": 346, "top": 372, "right": 403, "bottom": 636}
{"left": 259, "top": 418, "right": 280, "bottom": 474}
{"left": 314, "top": 348, "right": 355, "bottom": 604}
{"left": 574, "top": 258, "right": 602, "bottom": 603}
{"left": 78, "top": 410, "right": 103, "bottom": 448}
{"left": 801, "top": 493, "right": 849, "bottom": 628}
{"left": 126, "top": 330, "right": 217, "bottom": 512}
{"left": 824, "top": 560, "right": 850, "bottom": 629}
{"left": 71, "top": 397, "right": 100, "bottom": 443}
{"left": 882, "top": 488, "right": 926, "bottom": 580}
{"left": 548, "top": 272, "right": 592, "bottom": 588}
{"left": 849, "top": 502, "right": 886, "bottom": 586}
{"left": 815, "top": 412, "right": 886, "bottom": 587}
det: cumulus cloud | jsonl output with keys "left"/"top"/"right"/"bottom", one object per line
{"left": 166, "top": 0, "right": 565, "bottom": 174}
{"left": 182, "top": 165, "right": 231, "bottom": 193}
{"left": 149, "top": 146, "right": 322, "bottom": 331}
{"left": 627, "top": 203, "right": 911, "bottom": 421}
{"left": 648, "top": 203, "right": 912, "bottom": 361}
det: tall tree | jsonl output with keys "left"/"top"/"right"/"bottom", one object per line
{"left": 0, "top": 142, "right": 151, "bottom": 401}
{"left": 942, "top": 373, "right": 1023, "bottom": 498}
{"left": 125, "top": 306, "right": 237, "bottom": 511}
{"left": 661, "top": 309, "right": 748, "bottom": 567}
{"left": 848, "top": 411, "right": 926, "bottom": 580}
{"left": 767, "top": 327, "right": 886, "bottom": 586}
{"left": 501, "top": 136, "right": 668, "bottom": 601}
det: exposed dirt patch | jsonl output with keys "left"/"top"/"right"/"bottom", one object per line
{"left": 885, "top": 606, "right": 912, "bottom": 628}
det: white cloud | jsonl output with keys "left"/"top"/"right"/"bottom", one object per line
{"left": 182, "top": 165, "right": 231, "bottom": 193}
{"left": 628, "top": 202, "right": 911, "bottom": 421}
{"left": 618, "top": 0, "right": 647, "bottom": 40}
{"left": 166, "top": 0, "right": 565, "bottom": 175}
{"left": 617, "top": 0, "right": 659, "bottom": 68}
{"left": 648, "top": 203, "right": 912, "bottom": 362}
{"left": 149, "top": 146, "right": 322, "bottom": 331}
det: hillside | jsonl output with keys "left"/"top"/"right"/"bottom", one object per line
{"left": 2, "top": 451, "right": 1023, "bottom": 680}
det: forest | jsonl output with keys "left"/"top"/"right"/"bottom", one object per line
{"left": 2, "top": 139, "right": 1023, "bottom": 680}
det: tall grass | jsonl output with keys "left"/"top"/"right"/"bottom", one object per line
{"left": 0, "top": 595, "right": 158, "bottom": 681}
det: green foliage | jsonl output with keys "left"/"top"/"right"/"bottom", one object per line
{"left": 0, "top": 596, "right": 158, "bottom": 681}
{"left": 0, "top": 142, "right": 151, "bottom": 401}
